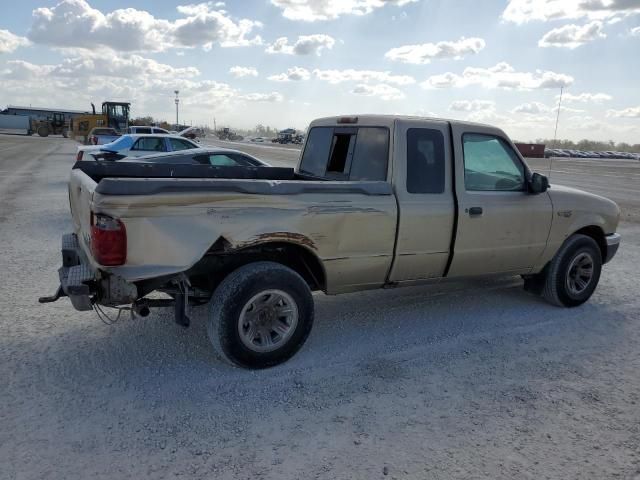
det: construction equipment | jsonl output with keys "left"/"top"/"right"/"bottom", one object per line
{"left": 273, "top": 128, "right": 304, "bottom": 144}
{"left": 31, "top": 112, "right": 69, "bottom": 138}
{"left": 216, "top": 127, "right": 243, "bottom": 141}
{"left": 71, "top": 102, "right": 130, "bottom": 144}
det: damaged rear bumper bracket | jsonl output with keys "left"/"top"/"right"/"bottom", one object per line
{"left": 39, "top": 233, "right": 138, "bottom": 312}
{"left": 38, "top": 233, "right": 95, "bottom": 311}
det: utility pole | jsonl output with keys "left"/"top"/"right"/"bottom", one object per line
{"left": 213, "top": 117, "right": 217, "bottom": 132}
{"left": 174, "top": 90, "right": 180, "bottom": 129}
{"left": 553, "top": 86, "right": 563, "bottom": 148}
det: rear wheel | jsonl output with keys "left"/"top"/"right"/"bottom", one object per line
{"left": 207, "top": 262, "right": 314, "bottom": 369}
{"left": 542, "top": 234, "right": 602, "bottom": 307}
{"left": 37, "top": 126, "right": 49, "bottom": 137}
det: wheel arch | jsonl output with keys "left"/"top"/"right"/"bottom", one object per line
{"left": 189, "top": 237, "right": 327, "bottom": 294}
{"left": 572, "top": 225, "right": 606, "bottom": 261}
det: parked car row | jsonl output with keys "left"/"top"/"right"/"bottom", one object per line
{"left": 545, "top": 148, "right": 640, "bottom": 160}
{"left": 86, "top": 125, "right": 204, "bottom": 145}
{"left": 76, "top": 133, "right": 269, "bottom": 166}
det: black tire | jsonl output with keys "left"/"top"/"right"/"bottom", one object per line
{"left": 37, "top": 126, "right": 49, "bottom": 137}
{"left": 207, "top": 262, "right": 314, "bottom": 369}
{"left": 542, "top": 234, "right": 602, "bottom": 307}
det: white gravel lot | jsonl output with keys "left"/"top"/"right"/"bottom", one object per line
{"left": 1, "top": 135, "right": 639, "bottom": 480}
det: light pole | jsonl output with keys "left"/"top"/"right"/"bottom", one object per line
{"left": 174, "top": 90, "right": 180, "bottom": 129}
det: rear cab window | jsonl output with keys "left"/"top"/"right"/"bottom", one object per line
{"left": 299, "top": 127, "right": 389, "bottom": 181}
{"left": 406, "top": 128, "right": 445, "bottom": 194}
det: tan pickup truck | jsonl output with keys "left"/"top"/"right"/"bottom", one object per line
{"left": 40, "top": 115, "right": 621, "bottom": 368}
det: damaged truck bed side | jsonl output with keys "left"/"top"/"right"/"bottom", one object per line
{"left": 42, "top": 115, "right": 621, "bottom": 368}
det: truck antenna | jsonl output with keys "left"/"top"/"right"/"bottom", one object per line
{"left": 550, "top": 86, "right": 564, "bottom": 179}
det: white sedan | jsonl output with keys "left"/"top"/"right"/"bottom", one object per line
{"left": 76, "top": 134, "right": 199, "bottom": 161}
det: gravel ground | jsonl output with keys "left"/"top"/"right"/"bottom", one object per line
{"left": 1, "top": 134, "right": 639, "bottom": 480}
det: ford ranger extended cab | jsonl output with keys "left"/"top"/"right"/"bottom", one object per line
{"left": 40, "top": 115, "right": 621, "bottom": 368}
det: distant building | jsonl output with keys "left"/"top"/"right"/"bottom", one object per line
{"left": 1, "top": 105, "right": 90, "bottom": 123}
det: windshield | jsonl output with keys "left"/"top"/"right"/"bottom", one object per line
{"left": 102, "top": 135, "right": 134, "bottom": 151}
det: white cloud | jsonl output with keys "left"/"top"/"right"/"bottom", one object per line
{"left": 268, "top": 67, "right": 311, "bottom": 82}
{"left": 631, "top": 26, "right": 640, "bottom": 35}
{"left": 538, "top": 21, "right": 606, "bottom": 48}
{"left": 239, "top": 92, "right": 284, "bottom": 102}
{"left": 606, "top": 106, "right": 640, "bottom": 118}
{"left": 502, "top": 0, "right": 640, "bottom": 24}
{"left": 0, "top": 29, "right": 30, "bottom": 54}
{"left": 1, "top": 60, "right": 55, "bottom": 80}
{"left": 450, "top": 100, "right": 496, "bottom": 112}
{"left": 270, "top": 0, "right": 418, "bottom": 21}
{"left": 314, "top": 68, "right": 415, "bottom": 85}
{"left": 559, "top": 105, "right": 586, "bottom": 113}
{"left": 465, "top": 110, "right": 512, "bottom": 124}
{"left": 27, "top": 0, "right": 262, "bottom": 52}
{"left": 560, "top": 92, "right": 613, "bottom": 102}
{"left": 265, "top": 34, "right": 335, "bottom": 55}
{"left": 0, "top": 48, "right": 283, "bottom": 121}
{"left": 229, "top": 66, "right": 258, "bottom": 77}
{"left": 2, "top": 51, "right": 200, "bottom": 81}
{"left": 351, "top": 83, "right": 405, "bottom": 100}
{"left": 173, "top": 4, "right": 263, "bottom": 49}
{"left": 385, "top": 37, "right": 486, "bottom": 64}
{"left": 512, "top": 102, "right": 551, "bottom": 114}
{"left": 421, "top": 62, "right": 574, "bottom": 90}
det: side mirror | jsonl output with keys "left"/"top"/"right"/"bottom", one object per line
{"left": 529, "top": 172, "right": 550, "bottom": 194}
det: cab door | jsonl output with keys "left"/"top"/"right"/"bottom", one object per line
{"left": 389, "top": 120, "right": 455, "bottom": 281}
{"left": 447, "top": 124, "right": 552, "bottom": 277}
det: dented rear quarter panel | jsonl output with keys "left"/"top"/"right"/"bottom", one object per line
{"left": 90, "top": 181, "right": 398, "bottom": 293}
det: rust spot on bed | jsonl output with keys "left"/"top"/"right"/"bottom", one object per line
{"left": 227, "top": 232, "right": 317, "bottom": 251}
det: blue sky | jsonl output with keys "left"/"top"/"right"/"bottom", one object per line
{"left": 1, "top": 0, "right": 639, "bottom": 142}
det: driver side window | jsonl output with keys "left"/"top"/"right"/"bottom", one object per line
{"left": 463, "top": 134, "right": 525, "bottom": 192}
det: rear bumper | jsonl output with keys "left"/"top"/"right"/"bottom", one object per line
{"left": 40, "top": 233, "right": 138, "bottom": 311}
{"left": 604, "top": 233, "right": 621, "bottom": 264}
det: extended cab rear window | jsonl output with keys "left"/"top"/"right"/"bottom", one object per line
{"left": 406, "top": 128, "right": 445, "bottom": 194}
{"left": 299, "top": 127, "right": 389, "bottom": 181}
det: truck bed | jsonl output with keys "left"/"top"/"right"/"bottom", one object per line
{"left": 69, "top": 161, "right": 398, "bottom": 292}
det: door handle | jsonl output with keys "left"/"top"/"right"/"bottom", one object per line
{"left": 468, "top": 206, "right": 483, "bottom": 216}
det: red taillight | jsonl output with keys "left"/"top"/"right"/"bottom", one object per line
{"left": 91, "top": 213, "right": 127, "bottom": 266}
{"left": 76, "top": 151, "right": 83, "bottom": 161}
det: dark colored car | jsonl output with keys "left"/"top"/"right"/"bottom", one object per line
{"left": 120, "top": 147, "right": 269, "bottom": 167}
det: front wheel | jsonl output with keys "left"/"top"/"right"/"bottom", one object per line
{"left": 542, "top": 234, "right": 602, "bottom": 307}
{"left": 207, "top": 262, "right": 314, "bottom": 368}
